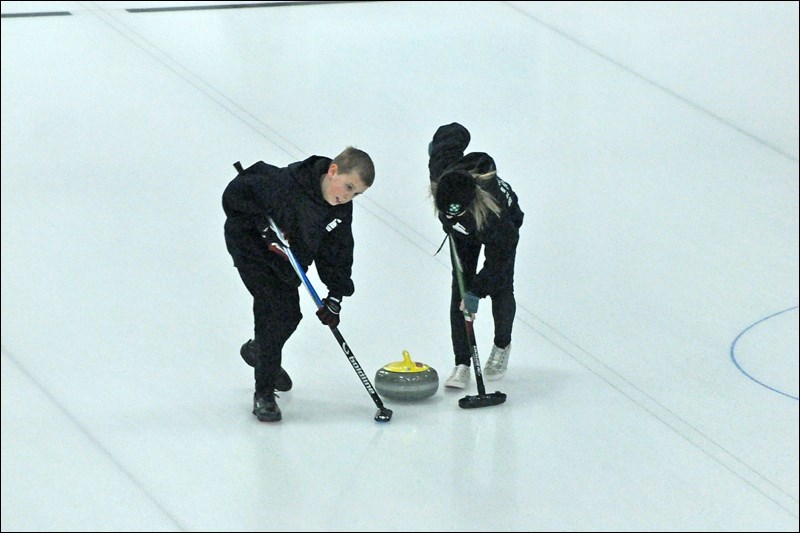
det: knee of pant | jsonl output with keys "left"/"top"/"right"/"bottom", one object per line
{"left": 275, "top": 312, "right": 302, "bottom": 336}
{"left": 288, "top": 312, "right": 302, "bottom": 333}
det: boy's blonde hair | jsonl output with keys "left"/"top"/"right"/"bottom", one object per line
{"left": 334, "top": 147, "right": 375, "bottom": 186}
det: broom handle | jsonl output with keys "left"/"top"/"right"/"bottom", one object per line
{"left": 267, "top": 217, "right": 390, "bottom": 413}
{"left": 268, "top": 219, "right": 323, "bottom": 309}
{"left": 449, "top": 236, "right": 487, "bottom": 396}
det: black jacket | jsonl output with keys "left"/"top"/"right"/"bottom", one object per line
{"left": 428, "top": 123, "right": 524, "bottom": 298}
{"left": 222, "top": 156, "right": 355, "bottom": 299}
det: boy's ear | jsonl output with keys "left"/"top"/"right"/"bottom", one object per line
{"left": 328, "top": 163, "right": 338, "bottom": 176}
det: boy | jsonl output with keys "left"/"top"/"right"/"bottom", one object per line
{"left": 223, "top": 147, "right": 375, "bottom": 421}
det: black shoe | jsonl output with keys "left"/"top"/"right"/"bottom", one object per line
{"left": 240, "top": 340, "right": 293, "bottom": 392}
{"left": 240, "top": 339, "right": 257, "bottom": 367}
{"left": 253, "top": 391, "right": 281, "bottom": 422}
{"left": 274, "top": 366, "right": 293, "bottom": 392}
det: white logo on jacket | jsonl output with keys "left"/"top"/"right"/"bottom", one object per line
{"left": 326, "top": 218, "right": 342, "bottom": 232}
{"left": 451, "top": 222, "right": 469, "bottom": 235}
{"left": 496, "top": 177, "right": 513, "bottom": 207}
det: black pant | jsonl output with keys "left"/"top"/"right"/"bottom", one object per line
{"left": 449, "top": 237, "right": 517, "bottom": 366}
{"left": 237, "top": 266, "right": 302, "bottom": 394}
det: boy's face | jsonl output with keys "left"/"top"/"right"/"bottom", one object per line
{"left": 322, "top": 164, "right": 369, "bottom": 206}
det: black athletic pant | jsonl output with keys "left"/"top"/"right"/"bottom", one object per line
{"left": 237, "top": 265, "right": 302, "bottom": 394}
{"left": 449, "top": 237, "right": 517, "bottom": 367}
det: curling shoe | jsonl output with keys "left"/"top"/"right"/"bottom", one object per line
{"left": 253, "top": 391, "right": 281, "bottom": 422}
{"left": 484, "top": 343, "right": 511, "bottom": 381}
{"left": 240, "top": 339, "right": 257, "bottom": 367}
{"left": 274, "top": 367, "right": 293, "bottom": 392}
{"left": 240, "top": 340, "right": 293, "bottom": 392}
{"left": 444, "top": 364, "right": 470, "bottom": 389}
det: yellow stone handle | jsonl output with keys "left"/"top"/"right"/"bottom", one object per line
{"left": 381, "top": 350, "right": 430, "bottom": 373}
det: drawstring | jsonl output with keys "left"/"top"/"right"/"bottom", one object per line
{"left": 434, "top": 233, "right": 449, "bottom": 256}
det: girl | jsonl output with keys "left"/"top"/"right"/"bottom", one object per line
{"left": 428, "top": 123, "right": 524, "bottom": 388}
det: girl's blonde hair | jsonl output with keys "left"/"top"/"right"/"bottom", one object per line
{"left": 430, "top": 170, "right": 501, "bottom": 231}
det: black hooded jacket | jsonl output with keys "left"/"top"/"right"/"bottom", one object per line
{"left": 428, "top": 122, "right": 524, "bottom": 298}
{"left": 222, "top": 156, "right": 355, "bottom": 300}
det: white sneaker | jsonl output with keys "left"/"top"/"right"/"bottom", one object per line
{"left": 444, "top": 364, "right": 470, "bottom": 389}
{"left": 484, "top": 344, "right": 511, "bottom": 381}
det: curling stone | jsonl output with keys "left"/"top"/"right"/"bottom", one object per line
{"left": 375, "top": 350, "right": 439, "bottom": 401}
